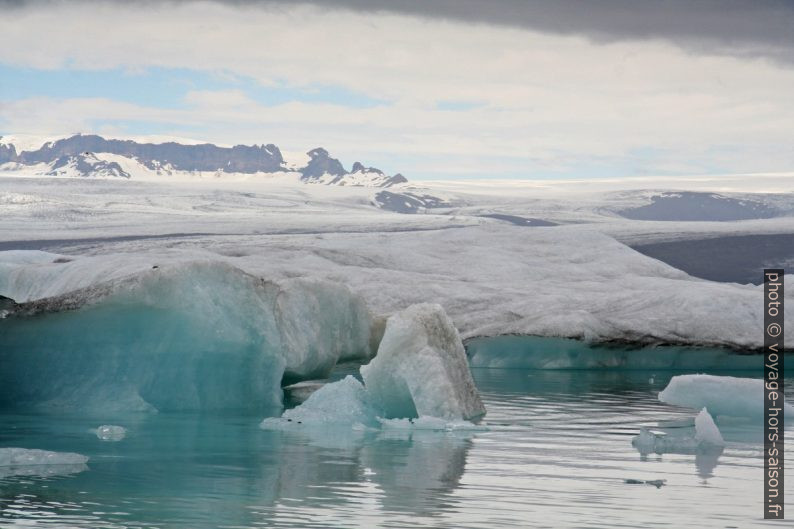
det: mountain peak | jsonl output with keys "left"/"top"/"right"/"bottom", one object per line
{"left": 0, "top": 134, "right": 407, "bottom": 187}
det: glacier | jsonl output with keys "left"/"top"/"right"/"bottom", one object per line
{"left": 658, "top": 374, "right": 794, "bottom": 418}
{"left": 1, "top": 174, "right": 792, "bottom": 352}
{"left": 0, "top": 260, "right": 373, "bottom": 413}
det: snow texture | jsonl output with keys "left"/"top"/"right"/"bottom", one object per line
{"left": 658, "top": 374, "right": 794, "bottom": 418}
{"left": 0, "top": 175, "right": 792, "bottom": 353}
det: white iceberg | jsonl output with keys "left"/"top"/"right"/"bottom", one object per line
{"left": 693, "top": 408, "right": 725, "bottom": 447}
{"left": 261, "top": 375, "right": 380, "bottom": 429}
{"left": 276, "top": 278, "right": 373, "bottom": 379}
{"left": 361, "top": 303, "right": 485, "bottom": 421}
{"left": 263, "top": 303, "right": 486, "bottom": 430}
{"left": 633, "top": 408, "right": 724, "bottom": 455}
{"left": 95, "top": 425, "right": 127, "bottom": 441}
{"left": 0, "top": 447, "right": 89, "bottom": 478}
{"left": 658, "top": 374, "right": 794, "bottom": 418}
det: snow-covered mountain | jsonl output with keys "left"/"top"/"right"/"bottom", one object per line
{"left": 0, "top": 134, "right": 407, "bottom": 187}
{"left": 299, "top": 148, "right": 407, "bottom": 187}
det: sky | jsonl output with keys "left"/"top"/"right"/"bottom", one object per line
{"left": 1, "top": 0, "right": 793, "bottom": 180}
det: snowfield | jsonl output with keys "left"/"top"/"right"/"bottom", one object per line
{"left": 0, "top": 173, "right": 792, "bottom": 351}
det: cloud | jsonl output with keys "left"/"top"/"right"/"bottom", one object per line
{"left": 0, "top": 1, "right": 793, "bottom": 178}
{"left": 5, "top": 0, "right": 794, "bottom": 63}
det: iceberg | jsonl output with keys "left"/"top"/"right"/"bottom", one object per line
{"left": 275, "top": 278, "right": 373, "bottom": 380}
{"left": 632, "top": 409, "right": 724, "bottom": 455}
{"left": 361, "top": 303, "right": 485, "bottom": 421}
{"left": 0, "top": 261, "right": 373, "bottom": 413}
{"left": 658, "top": 374, "right": 794, "bottom": 418}
{"left": 95, "top": 425, "right": 127, "bottom": 441}
{"left": 265, "top": 304, "right": 486, "bottom": 431}
{"left": 693, "top": 408, "right": 725, "bottom": 446}
{"left": 466, "top": 335, "right": 769, "bottom": 370}
{"left": 0, "top": 447, "right": 89, "bottom": 478}
{"left": 283, "top": 380, "right": 328, "bottom": 404}
{"left": 260, "top": 375, "right": 380, "bottom": 429}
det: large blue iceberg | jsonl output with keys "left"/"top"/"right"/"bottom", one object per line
{"left": 0, "top": 260, "right": 373, "bottom": 413}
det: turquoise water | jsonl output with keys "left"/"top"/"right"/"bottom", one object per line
{"left": 1, "top": 359, "right": 789, "bottom": 528}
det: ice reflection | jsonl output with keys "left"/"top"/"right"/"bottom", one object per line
{"left": 0, "top": 366, "right": 790, "bottom": 528}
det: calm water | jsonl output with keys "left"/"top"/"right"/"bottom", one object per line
{"left": 0, "top": 368, "right": 789, "bottom": 528}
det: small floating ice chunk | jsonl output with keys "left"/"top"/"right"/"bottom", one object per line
{"left": 632, "top": 428, "right": 698, "bottom": 454}
{"left": 95, "top": 425, "right": 127, "bottom": 441}
{"left": 694, "top": 408, "right": 724, "bottom": 447}
{"left": 0, "top": 448, "right": 89, "bottom": 478}
{"left": 659, "top": 374, "right": 794, "bottom": 418}
{"left": 633, "top": 409, "right": 724, "bottom": 454}
{"left": 261, "top": 375, "right": 379, "bottom": 429}
{"left": 0, "top": 447, "right": 88, "bottom": 466}
{"left": 361, "top": 303, "right": 485, "bottom": 421}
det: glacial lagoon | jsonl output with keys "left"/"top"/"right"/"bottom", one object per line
{"left": 1, "top": 339, "right": 789, "bottom": 528}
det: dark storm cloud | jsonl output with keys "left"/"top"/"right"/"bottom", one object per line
{"left": 279, "top": 0, "right": 794, "bottom": 63}
{"left": 4, "top": 0, "right": 794, "bottom": 62}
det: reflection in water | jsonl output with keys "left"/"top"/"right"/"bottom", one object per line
{"left": 0, "top": 368, "right": 790, "bottom": 528}
{"left": 362, "top": 429, "right": 471, "bottom": 515}
{"left": 0, "top": 463, "right": 89, "bottom": 479}
{"left": 695, "top": 450, "right": 723, "bottom": 481}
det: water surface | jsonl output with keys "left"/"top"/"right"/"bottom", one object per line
{"left": 0, "top": 368, "right": 788, "bottom": 528}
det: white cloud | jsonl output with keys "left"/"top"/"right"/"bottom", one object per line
{"left": 1, "top": 1, "right": 793, "bottom": 178}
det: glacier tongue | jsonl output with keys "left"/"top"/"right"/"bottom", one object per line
{"left": 658, "top": 374, "right": 794, "bottom": 418}
{"left": 0, "top": 260, "right": 373, "bottom": 413}
{"left": 361, "top": 303, "right": 485, "bottom": 421}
